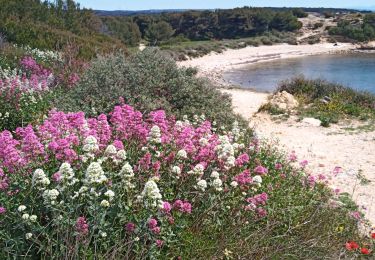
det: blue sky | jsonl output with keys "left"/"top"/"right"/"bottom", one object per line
{"left": 76, "top": 0, "right": 375, "bottom": 11}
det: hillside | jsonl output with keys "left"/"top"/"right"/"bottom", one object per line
{"left": 0, "top": 0, "right": 126, "bottom": 58}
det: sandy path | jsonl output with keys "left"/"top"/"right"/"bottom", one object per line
{"left": 224, "top": 88, "right": 375, "bottom": 225}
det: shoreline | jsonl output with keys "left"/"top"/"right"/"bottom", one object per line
{"left": 178, "top": 42, "right": 357, "bottom": 88}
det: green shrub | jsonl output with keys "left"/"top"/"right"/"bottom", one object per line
{"left": 276, "top": 77, "right": 375, "bottom": 123}
{"left": 55, "top": 48, "right": 245, "bottom": 128}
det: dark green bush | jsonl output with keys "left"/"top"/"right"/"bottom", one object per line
{"left": 55, "top": 48, "right": 245, "bottom": 128}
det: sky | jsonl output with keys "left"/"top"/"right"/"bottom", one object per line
{"left": 76, "top": 0, "right": 375, "bottom": 11}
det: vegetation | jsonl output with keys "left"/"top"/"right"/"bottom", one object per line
{"left": 54, "top": 48, "right": 245, "bottom": 128}
{"left": 0, "top": 0, "right": 126, "bottom": 59}
{"left": 145, "top": 21, "right": 175, "bottom": 46}
{"left": 100, "top": 7, "right": 303, "bottom": 47}
{"left": 329, "top": 13, "right": 375, "bottom": 42}
{"left": 1, "top": 3, "right": 375, "bottom": 259}
{"left": 0, "top": 102, "right": 368, "bottom": 259}
{"left": 276, "top": 77, "right": 375, "bottom": 125}
{"left": 160, "top": 31, "right": 297, "bottom": 60}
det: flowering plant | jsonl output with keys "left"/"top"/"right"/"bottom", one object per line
{"left": 0, "top": 56, "right": 55, "bottom": 131}
{"left": 0, "top": 103, "right": 306, "bottom": 258}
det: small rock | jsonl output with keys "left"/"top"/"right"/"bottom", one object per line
{"left": 269, "top": 91, "right": 299, "bottom": 111}
{"left": 302, "top": 117, "right": 322, "bottom": 127}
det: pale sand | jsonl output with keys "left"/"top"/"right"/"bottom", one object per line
{"left": 225, "top": 88, "right": 375, "bottom": 226}
{"left": 178, "top": 44, "right": 375, "bottom": 225}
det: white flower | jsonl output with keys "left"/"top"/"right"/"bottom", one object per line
{"left": 119, "top": 162, "right": 134, "bottom": 177}
{"left": 210, "top": 171, "right": 220, "bottom": 179}
{"left": 32, "top": 169, "right": 50, "bottom": 186}
{"left": 212, "top": 178, "right": 223, "bottom": 191}
{"left": 104, "top": 190, "right": 115, "bottom": 200}
{"left": 148, "top": 125, "right": 162, "bottom": 144}
{"left": 59, "top": 162, "right": 75, "bottom": 182}
{"left": 172, "top": 166, "right": 181, "bottom": 175}
{"left": 25, "top": 233, "right": 33, "bottom": 240}
{"left": 116, "top": 150, "right": 127, "bottom": 160}
{"left": 42, "top": 189, "right": 59, "bottom": 205}
{"left": 100, "top": 200, "right": 110, "bottom": 207}
{"left": 226, "top": 156, "right": 236, "bottom": 168}
{"left": 18, "top": 205, "right": 27, "bottom": 212}
{"left": 79, "top": 186, "right": 88, "bottom": 193}
{"left": 22, "top": 213, "right": 30, "bottom": 220}
{"left": 176, "top": 149, "right": 187, "bottom": 159}
{"left": 141, "top": 180, "right": 162, "bottom": 208}
{"left": 85, "top": 162, "right": 107, "bottom": 185}
{"left": 29, "top": 215, "right": 37, "bottom": 222}
{"left": 196, "top": 179, "right": 207, "bottom": 191}
{"left": 104, "top": 145, "right": 117, "bottom": 156}
{"left": 83, "top": 135, "right": 99, "bottom": 154}
{"left": 199, "top": 137, "right": 208, "bottom": 147}
{"left": 189, "top": 164, "right": 204, "bottom": 176}
{"left": 230, "top": 181, "right": 238, "bottom": 188}
{"left": 99, "top": 231, "right": 107, "bottom": 238}
{"left": 253, "top": 175, "right": 262, "bottom": 184}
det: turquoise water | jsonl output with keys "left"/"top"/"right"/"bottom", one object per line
{"left": 223, "top": 52, "right": 375, "bottom": 93}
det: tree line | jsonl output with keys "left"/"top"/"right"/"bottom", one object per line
{"left": 101, "top": 7, "right": 305, "bottom": 46}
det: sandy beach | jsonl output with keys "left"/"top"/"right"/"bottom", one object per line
{"left": 179, "top": 43, "right": 356, "bottom": 85}
{"left": 179, "top": 44, "right": 375, "bottom": 226}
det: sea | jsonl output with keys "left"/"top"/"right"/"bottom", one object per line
{"left": 223, "top": 52, "right": 375, "bottom": 94}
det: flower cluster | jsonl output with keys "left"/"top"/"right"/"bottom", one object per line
{"left": 0, "top": 103, "right": 311, "bottom": 258}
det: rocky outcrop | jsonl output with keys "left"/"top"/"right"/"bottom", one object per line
{"left": 269, "top": 91, "right": 299, "bottom": 111}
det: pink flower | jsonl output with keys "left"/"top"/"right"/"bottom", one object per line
{"left": 289, "top": 151, "right": 297, "bottom": 162}
{"left": 333, "top": 166, "right": 342, "bottom": 176}
{"left": 299, "top": 160, "right": 308, "bottom": 168}
{"left": 350, "top": 211, "right": 361, "bottom": 220}
{"left": 275, "top": 163, "right": 282, "bottom": 170}
{"left": 151, "top": 226, "right": 161, "bottom": 234}
{"left": 235, "top": 153, "right": 249, "bottom": 167}
{"left": 76, "top": 217, "right": 89, "bottom": 236}
{"left": 156, "top": 239, "right": 164, "bottom": 248}
{"left": 162, "top": 201, "right": 172, "bottom": 213}
{"left": 173, "top": 200, "right": 192, "bottom": 214}
{"left": 125, "top": 222, "right": 136, "bottom": 233}
{"left": 182, "top": 202, "right": 192, "bottom": 214}
{"left": 148, "top": 218, "right": 158, "bottom": 229}
{"left": 0, "top": 207, "right": 6, "bottom": 214}
{"left": 254, "top": 166, "right": 268, "bottom": 175}
{"left": 52, "top": 172, "right": 62, "bottom": 182}
{"left": 234, "top": 169, "right": 252, "bottom": 185}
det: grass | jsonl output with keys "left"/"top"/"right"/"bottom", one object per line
{"left": 262, "top": 77, "right": 375, "bottom": 127}
{"left": 159, "top": 31, "right": 297, "bottom": 60}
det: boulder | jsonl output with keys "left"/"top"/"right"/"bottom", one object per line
{"left": 301, "top": 117, "right": 322, "bottom": 127}
{"left": 269, "top": 91, "right": 299, "bottom": 111}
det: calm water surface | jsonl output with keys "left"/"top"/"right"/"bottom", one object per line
{"left": 223, "top": 53, "right": 375, "bottom": 93}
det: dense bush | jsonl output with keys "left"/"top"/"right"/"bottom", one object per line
{"left": 0, "top": 104, "right": 364, "bottom": 259}
{"left": 329, "top": 14, "right": 375, "bottom": 42}
{"left": 55, "top": 48, "right": 244, "bottom": 128}
{"left": 277, "top": 77, "right": 375, "bottom": 122}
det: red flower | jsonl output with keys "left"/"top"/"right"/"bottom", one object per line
{"left": 345, "top": 241, "right": 359, "bottom": 251}
{"left": 360, "top": 247, "right": 370, "bottom": 255}
{"left": 371, "top": 233, "right": 375, "bottom": 239}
